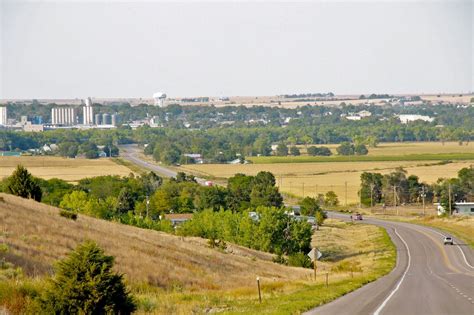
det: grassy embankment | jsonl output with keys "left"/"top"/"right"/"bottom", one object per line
{"left": 0, "top": 194, "right": 396, "bottom": 314}
{"left": 375, "top": 215, "right": 474, "bottom": 249}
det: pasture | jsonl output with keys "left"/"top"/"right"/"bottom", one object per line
{"left": 0, "top": 156, "right": 133, "bottom": 182}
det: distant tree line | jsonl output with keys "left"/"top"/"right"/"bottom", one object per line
{"left": 1, "top": 103, "right": 472, "bottom": 163}
{"left": 359, "top": 94, "right": 393, "bottom": 99}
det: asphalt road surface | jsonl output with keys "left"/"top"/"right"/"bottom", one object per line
{"left": 305, "top": 212, "right": 474, "bottom": 315}
{"left": 119, "top": 144, "right": 207, "bottom": 185}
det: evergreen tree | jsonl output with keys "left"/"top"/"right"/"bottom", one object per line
{"left": 42, "top": 241, "right": 136, "bottom": 314}
{"left": 6, "top": 165, "right": 42, "bottom": 201}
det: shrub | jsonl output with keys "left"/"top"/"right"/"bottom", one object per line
{"left": 59, "top": 210, "right": 78, "bottom": 221}
{"left": 290, "top": 146, "right": 300, "bottom": 156}
{"left": 324, "top": 191, "right": 339, "bottom": 206}
{"left": 42, "top": 241, "right": 136, "bottom": 314}
{"left": 288, "top": 252, "right": 312, "bottom": 268}
{"left": 307, "top": 146, "right": 332, "bottom": 156}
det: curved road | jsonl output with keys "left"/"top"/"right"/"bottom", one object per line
{"left": 306, "top": 212, "right": 474, "bottom": 315}
{"left": 119, "top": 144, "right": 207, "bottom": 185}
{"left": 120, "top": 145, "right": 473, "bottom": 314}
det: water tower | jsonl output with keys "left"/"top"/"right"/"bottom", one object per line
{"left": 153, "top": 92, "right": 167, "bottom": 107}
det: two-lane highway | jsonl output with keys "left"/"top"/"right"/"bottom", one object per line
{"left": 306, "top": 213, "right": 474, "bottom": 315}
{"left": 119, "top": 144, "right": 208, "bottom": 185}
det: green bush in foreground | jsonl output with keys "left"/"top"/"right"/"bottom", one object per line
{"left": 42, "top": 241, "right": 136, "bottom": 314}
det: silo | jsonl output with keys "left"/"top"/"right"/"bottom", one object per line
{"left": 111, "top": 114, "right": 119, "bottom": 126}
{"left": 95, "top": 114, "right": 102, "bottom": 125}
{"left": 102, "top": 113, "right": 111, "bottom": 125}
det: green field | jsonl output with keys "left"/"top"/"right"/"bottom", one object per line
{"left": 248, "top": 153, "right": 474, "bottom": 164}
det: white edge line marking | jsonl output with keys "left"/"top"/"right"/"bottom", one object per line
{"left": 373, "top": 228, "right": 411, "bottom": 315}
{"left": 424, "top": 227, "right": 474, "bottom": 269}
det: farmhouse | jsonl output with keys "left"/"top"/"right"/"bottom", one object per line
{"left": 436, "top": 202, "right": 474, "bottom": 216}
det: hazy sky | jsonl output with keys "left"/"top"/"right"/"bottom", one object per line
{"left": 1, "top": 0, "right": 472, "bottom": 99}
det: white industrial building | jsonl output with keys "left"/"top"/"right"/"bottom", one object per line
{"left": 83, "top": 98, "right": 94, "bottom": 125}
{"left": 153, "top": 92, "right": 167, "bottom": 107}
{"left": 51, "top": 107, "right": 75, "bottom": 125}
{"left": 0, "top": 107, "right": 7, "bottom": 125}
{"left": 398, "top": 114, "right": 434, "bottom": 124}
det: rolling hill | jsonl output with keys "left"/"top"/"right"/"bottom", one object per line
{"left": 0, "top": 193, "right": 310, "bottom": 291}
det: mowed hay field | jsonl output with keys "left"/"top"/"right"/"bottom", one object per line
{"left": 180, "top": 142, "right": 473, "bottom": 205}
{"left": 0, "top": 156, "right": 132, "bottom": 182}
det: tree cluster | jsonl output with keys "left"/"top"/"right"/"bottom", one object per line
{"left": 178, "top": 207, "right": 312, "bottom": 257}
{"left": 359, "top": 166, "right": 473, "bottom": 210}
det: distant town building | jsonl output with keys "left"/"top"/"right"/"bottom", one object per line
{"left": 357, "top": 110, "right": 372, "bottom": 118}
{"left": 51, "top": 107, "right": 75, "bottom": 125}
{"left": 0, "top": 107, "right": 7, "bottom": 125}
{"left": 398, "top": 114, "right": 434, "bottom": 124}
{"left": 345, "top": 115, "right": 362, "bottom": 121}
{"left": 83, "top": 100, "right": 94, "bottom": 125}
{"left": 32, "top": 116, "right": 43, "bottom": 124}
{"left": 23, "top": 122, "right": 44, "bottom": 132}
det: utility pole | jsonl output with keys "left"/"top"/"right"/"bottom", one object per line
{"left": 393, "top": 186, "right": 398, "bottom": 215}
{"left": 421, "top": 186, "right": 426, "bottom": 216}
{"left": 370, "top": 183, "right": 374, "bottom": 208}
{"left": 448, "top": 183, "right": 452, "bottom": 215}
{"left": 345, "top": 181, "right": 348, "bottom": 206}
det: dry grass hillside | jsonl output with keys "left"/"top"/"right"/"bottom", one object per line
{"left": 0, "top": 193, "right": 310, "bottom": 291}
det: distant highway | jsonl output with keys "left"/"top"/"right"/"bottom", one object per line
{"left": 119, "top": 144, "right": 208, "bottom": 185}
{"left": 306, "top": 212, "right": 474, "bottom": 315}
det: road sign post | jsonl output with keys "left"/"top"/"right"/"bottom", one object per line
{"left": 308, "top": 248, "right": 322, "bottom": 281}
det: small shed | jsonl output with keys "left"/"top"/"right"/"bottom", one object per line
{"left": 164, "top": 213, "right": 193, "bottom": 226}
